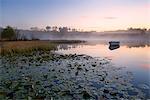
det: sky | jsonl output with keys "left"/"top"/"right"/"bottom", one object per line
{"left": 0, "top": 0, "right": 150, "bottom": 31}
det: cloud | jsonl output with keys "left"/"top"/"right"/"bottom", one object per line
{"left": 104, "top": 17, "right": 117, "bottom": 19}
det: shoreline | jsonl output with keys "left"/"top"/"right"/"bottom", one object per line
{"left": 0, "top": 40, "right": 86, "bottom": 56}
{"left": 0, "top": 40, "right": 86, "bottom": 43}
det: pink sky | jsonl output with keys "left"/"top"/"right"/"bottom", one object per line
{"left": 2, "top": 0, "right": 150, "bottom": 31}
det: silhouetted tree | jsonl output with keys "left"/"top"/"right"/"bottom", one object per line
{"left": 30, "top": 27, "right": 39, "bottom": 31}
{"left": 59, "top": 27, "right": 68, "bottom": 33}
{"left": 52, "top": 26, "right": 58, "bottom": 32}
{"left": 68, "top": 28, "right": 71, "bottom": 32}
{"left": 1, "top": 26, "right": 16, "bottom": 40}
{"left": 14, "top": 29, "right": 20, "bottom": 40}
{"left": 72, "top": 28, "right": 77, "bottom": 32}
{"left": 46, "top": 26, "right": 51, "bottom": 31}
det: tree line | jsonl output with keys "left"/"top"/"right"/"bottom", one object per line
{"left": 0, "top": 26, "right": 82, "bottom": 41}
{"left": 0, "top": 26, "right": 39, "bottom": 41}
{"left": 31, "top": 26, "right": 81, "bottom": 33}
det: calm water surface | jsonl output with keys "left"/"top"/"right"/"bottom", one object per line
{"left": 56, "top": 41, "right": 150, "bottom": 96}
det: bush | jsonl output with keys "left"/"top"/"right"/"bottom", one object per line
{"left": 1, "top": 26, "right": 16, "bottom": 40}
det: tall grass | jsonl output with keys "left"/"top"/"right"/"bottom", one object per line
{"left": 0, "top": 41, "right": 57, "bottom": 56}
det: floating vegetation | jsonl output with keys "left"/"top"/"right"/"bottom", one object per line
{"left": 0, "top": 52, "right": 147, "bottom": 99}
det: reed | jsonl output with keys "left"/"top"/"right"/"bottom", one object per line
{"left": 0, "top": 41, "right": 57, "bottom": 56}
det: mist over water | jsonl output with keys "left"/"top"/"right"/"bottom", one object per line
{"left": 19, "top": 30, "right": 150, "bottom": 43}
{"left": 54, "top": 38, "right": 150, "bottom": 98}
{"left": 19, "top": 30, "right": 150, "bottom": 90}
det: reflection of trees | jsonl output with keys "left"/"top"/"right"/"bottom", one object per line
{"left": 123, "top": 42, "right": 150, "bottom": 48}
{"left": 87, "top": 40, "right": 150, "bottom": 48}
{"left": 56, "top": 40, "right": 150, "bottom": 51}
{"left": 57, "top": 44, "right": 83, "bottom": 50}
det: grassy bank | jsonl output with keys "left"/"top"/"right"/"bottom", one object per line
{"left": 0, "top": 40, "right": 85, "bottom": 56}
{"left": 0, "top": 41, "right": 56, "bottom": 55}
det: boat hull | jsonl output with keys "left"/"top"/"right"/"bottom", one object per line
{"left": 109, "top": 41, "right": 120, "bottom": 50}
{"left": 109, "top": 41, "right": 120, "bottom": 46}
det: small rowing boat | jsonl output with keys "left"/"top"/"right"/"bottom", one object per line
{"left": 109, "top": 41, "right": 120, "bottom": 50}
{"left": 109, "top": 41, "right": 120, "bottom": 46}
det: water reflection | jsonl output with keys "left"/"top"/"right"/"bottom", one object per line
{"left": 109, "top": 45, "right": 120, "bottom": 50}
{"left": 57, "top": 41, "right": 150, "bottom": 51}
{"left": 57, "top": 44, "right": 83, "bottom": 50}
{"left": 55, "top": 41, "right": 150, "bottom": 98}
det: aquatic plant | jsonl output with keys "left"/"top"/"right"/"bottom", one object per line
{"left": 0, "top": 41, "right": 57, "bottom": 56}
{"left": 0, "top": 52, "right": 147, "bottom": 99}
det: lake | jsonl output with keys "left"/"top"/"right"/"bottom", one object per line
{"left": 1, "top": 40, "right": 150, "bottom": 99}
{"left": 56, "top": 41, "right": 150, "bottom": 98}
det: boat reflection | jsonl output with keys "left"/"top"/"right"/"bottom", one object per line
{"left": 56, "top": 40, "right": 149, "bottom": 51}
{"left": 109, "top": 45, "right": 120, "bottom": 50}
